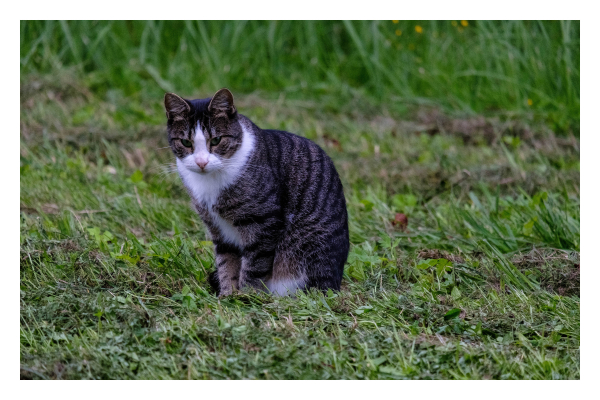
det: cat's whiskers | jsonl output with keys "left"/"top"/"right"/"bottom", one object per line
{"left": 153, "top": 163, "right": 179, "bottom": 179}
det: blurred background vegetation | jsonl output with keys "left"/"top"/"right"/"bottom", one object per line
{"left": 20, "top": 20, "right": 579, "bottom": 134}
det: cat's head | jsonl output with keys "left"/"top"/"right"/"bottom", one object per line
{"left": 164, "top": 88, "right": 244, "bottom": 175}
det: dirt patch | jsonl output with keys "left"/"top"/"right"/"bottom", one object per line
{"left": 412, "top": 108, "right": 542, "bottom": 146}
{"left": 20, "top": 204, "right": 38, "bottom": 215}
{"left": 20, "top": 203, "right": 62, "bottom": 215}
{"left": 512, "top": 250, "right": 580, "bottom": 297}
{"left": 535, "top": 263, "right": 579, "bottom": 297}
{"left": 20, "top": 367, "right": 45, "bottom": 380}
{"left": 55, "top": 240, "right": 82, "bottom": 253}
{"left": 417, "top": 249, "right": 465, "bottom": 264}
{"left": 21, "top": 75, "right": 92, "bottom": 111}
{"left": 129, "top": 270, "right": 172, "bottom": 297}
{"left": 41, "top": 203, "right": 60, "bottom": 214}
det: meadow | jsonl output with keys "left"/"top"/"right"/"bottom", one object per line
{"left": 20, "top": 21, "right": 580, "bottom": 379}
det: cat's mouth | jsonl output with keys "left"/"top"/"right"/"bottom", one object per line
{"left": 190, "top": 166, "right": 218, "bottom": 175}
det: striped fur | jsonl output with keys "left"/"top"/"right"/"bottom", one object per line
{"left": 164, "top": 89, "right": 349, "bottom": 296}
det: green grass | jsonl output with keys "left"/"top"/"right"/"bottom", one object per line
{"left": 20, "top": 21, "right": 579, "bottom": 380}
{"left": 20, "top": 20, "right": 579, "bottom": 133}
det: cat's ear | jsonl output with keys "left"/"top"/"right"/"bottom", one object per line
{"left": 208, "top": 88, "right": 236, "bottom": 117}
{"left": 164, "top": 93, "right": 190, "bottom": 120}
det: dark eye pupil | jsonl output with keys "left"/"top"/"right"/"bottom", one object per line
{"left": 211, "top": 137, "right": 221, "bottom": 146}
{"left": 181, "top": 139, "right": 192, "bottom": 148}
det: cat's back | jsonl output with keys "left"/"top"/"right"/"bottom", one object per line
{"left": 256, "top": 126, "right": 338, "bottom": 178}
{"left": 253, "top": 125, "right": 348, "bottom": 289}
{"left": 252, "top": 125, "right": 347, "bottom": 228}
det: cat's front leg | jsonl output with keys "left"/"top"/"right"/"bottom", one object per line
{"left": 214, "top": 243, "right": 242, "bottom": 296}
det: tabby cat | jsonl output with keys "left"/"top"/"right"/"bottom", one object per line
{"left": 164, "top": 88, "right": 349, "bottom": 296}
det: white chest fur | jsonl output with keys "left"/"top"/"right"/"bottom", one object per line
{"left": 177, "top": 121, "right": 255, "bottom": 247}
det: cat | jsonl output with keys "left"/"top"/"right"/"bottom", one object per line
{"left": 164, "top": 88, "right": 349, "bottom": 296}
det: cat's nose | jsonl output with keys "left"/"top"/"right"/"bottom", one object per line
{"left": 196, "top": 159, "right": 209, "bottom": 169}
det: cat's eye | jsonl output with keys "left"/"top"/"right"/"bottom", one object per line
{"left": 210, "top": 136, "right": 222, "bottom": 146}
{"left": 181, "top": 139, "right": 192, "bottom": 148}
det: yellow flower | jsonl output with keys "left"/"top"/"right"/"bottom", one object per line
{"left": 392, "top": 20, "right": 399, "bottom": 24}
{"left": 527, "top": 98, "right": 533, "bottom": 106}
{"left": 415, "top": 25, "right": 423, "bottom": 33}
{"left": 395, "top": 29, "right": 402, "bottom": 36}
{"left": 451, "top": 21, "right": 458, "bottom": 27}
{"left": 461, "top": 20, "right": 468, "bottom": 27}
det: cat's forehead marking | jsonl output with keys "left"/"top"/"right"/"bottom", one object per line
{"left": 194, "top": 121, "right": 208, "bottom": 153}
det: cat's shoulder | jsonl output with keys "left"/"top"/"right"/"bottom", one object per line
{"left": 238, "top": 115, "right": 330, "bottom": 161}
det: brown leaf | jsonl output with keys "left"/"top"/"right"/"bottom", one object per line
{"left": 323, "top": 134, "right": 342, "bottom": 151}
{"left": 392, "top": 213, "right": 408, "bottom": 230}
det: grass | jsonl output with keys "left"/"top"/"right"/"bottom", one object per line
{"left": 20, "top": 21, "right": 579, "bottom": 133}
{"left": 20, "top": 21, "right": 580, "bottom": 380}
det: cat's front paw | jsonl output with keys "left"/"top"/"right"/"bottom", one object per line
{"left": 218, "top": 285, "right": 240, "bottom": 298}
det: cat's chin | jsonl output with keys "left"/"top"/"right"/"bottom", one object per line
{"left": 190, "top": 167, "right": 219, "bottom": 176}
